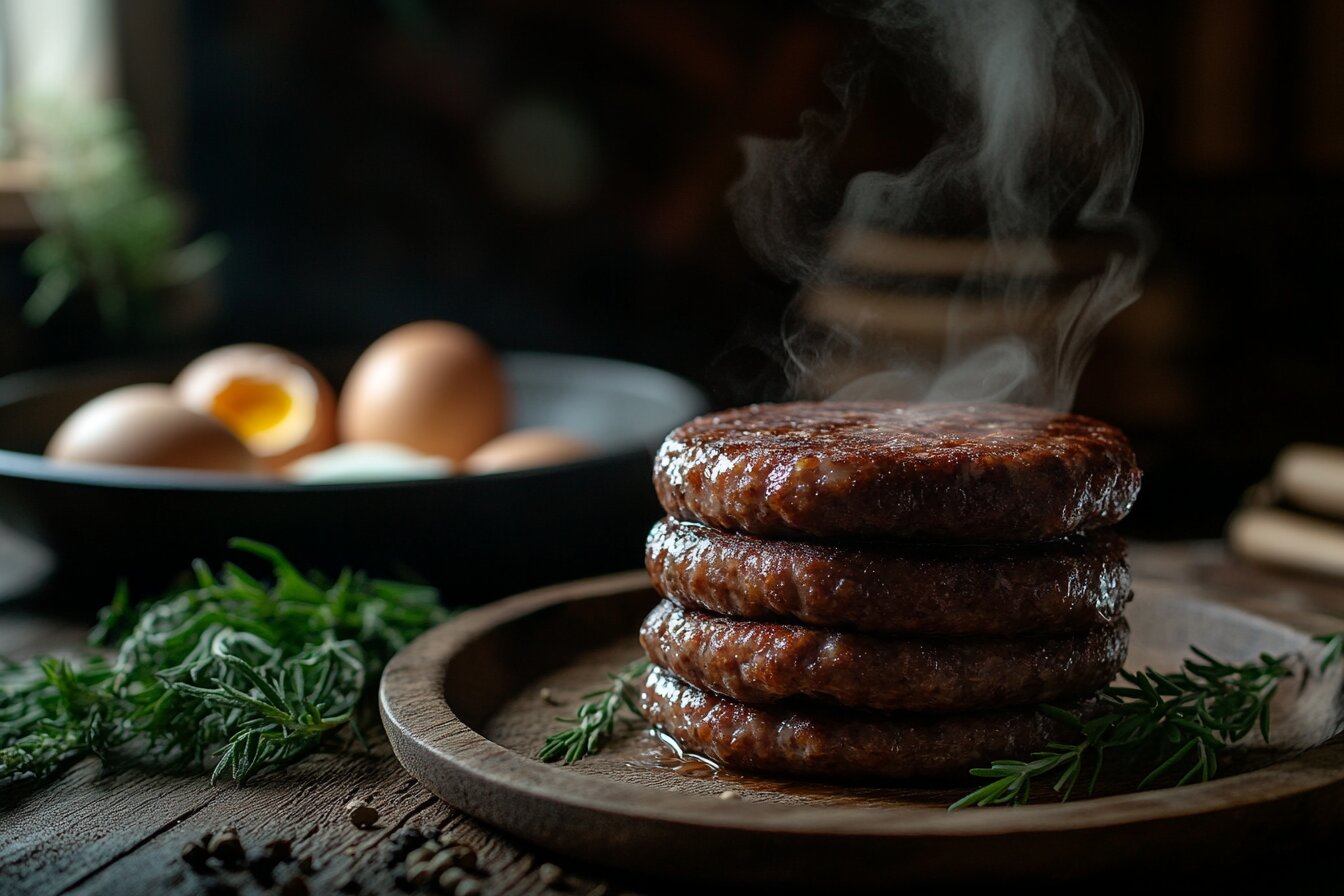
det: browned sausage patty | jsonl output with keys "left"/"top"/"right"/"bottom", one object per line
{"left": 653, "top": 402, "right": 1141, "bottom": 541}
{"left": 638, "top": 665, "right": 1082, "bottom": 780}
{"left": 640, "top": 599, "right": 1127, "bottom": 713}
{"left": 646, "top": 517, "right": 1131, "bottom": 636}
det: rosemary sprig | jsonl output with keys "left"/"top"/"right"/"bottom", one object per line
{"left": 538, "top": 658, "right": 651, "bottom": 764}
{"left": 1, "top": 539, "right": 450, "bottom": 788}
{"left": 951, "top": 639, "right": 1342, "bottom": 810}
{"left": 1315, "top": 633, "right": 1343, "bottom": 673}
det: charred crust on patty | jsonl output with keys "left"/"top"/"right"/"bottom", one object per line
{"left": 653, "top": 401, "right": 1141, "bottom": 541}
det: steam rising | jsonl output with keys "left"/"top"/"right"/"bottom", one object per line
{"left": 730, "top": 0, "right": 1150, "bottom": 409}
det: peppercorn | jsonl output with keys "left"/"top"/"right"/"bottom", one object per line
{"left": 406, "top": 844, "right": 440, "bottom": 866}
{"left": 390, "top": 828, "right": 428, "bottom": 854}
{"left": 207, "top": 829, "right": 245, "bottom": 867}
{"left": 407, "top": 861, "right": 437, "bottom": 887}
{"left": 423, "top": 850, "right": 457, "bottom": 878}
{"left": 537, "top": 862, "right": 563, "bottom": 886}
{"left": 280, "top": 875, "right": 310, "bottom": 896}
{"left": 444, "top": 845, "right": 477, "bottom": 872}
{"left": 180, "top": 840, "right": 210, "bottom": 871}
{"left": 248, "top": 854, "right": 278, "bottom": 886}
{"left": 346, "top": 798, "right": 380, "bottom": 829}
{"left": 437, "top": 867, "right": 468, "bottom": 892}
{"left": 264, "top": 838, "right": 293, "bottom": 862}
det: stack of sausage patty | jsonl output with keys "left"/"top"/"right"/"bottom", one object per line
{"left": 639, "top": 402, "right": 1142, "bottom": 780}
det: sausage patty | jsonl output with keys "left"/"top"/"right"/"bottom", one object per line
{"left": 638, "top": 665, "right": 1083, "bottom": 780}
{"left": 653, "top": 401, "right": 1141, "bottom": 541}
{"left": 646, "top": 517, "right": 1130, "bottom": 636}
{"left": 640, "top": 599, "right": 1127, "bottom": 713}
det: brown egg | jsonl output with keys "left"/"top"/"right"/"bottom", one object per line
{"left": 464, "top": 427, "right": 592, "bottom": 475}
{"left": 46, "top": 384, "right": 259, "bottom": 473}
{"left": 173, "top": 344, "right": 337, "bottom": 470}
{"left": 339, "top": 321, "right": 508, "bottom": 462}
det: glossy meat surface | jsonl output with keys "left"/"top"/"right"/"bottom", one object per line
{"left": 640, "top": 599, "right": 1127, "bottom": 713}
{"left": 638, "top": 665, "right": 1081, "bottom": 780}
{"left": 646, "top": 517, "right": 1131, "bottom": 636}
{"left": 653, "top": 402, "right": 1141, "bottom": 541}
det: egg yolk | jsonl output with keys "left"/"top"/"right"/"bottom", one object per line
{"left": 210, "top": 378, "right": 294, "bottom": 439}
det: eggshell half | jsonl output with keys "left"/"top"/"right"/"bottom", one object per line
{"left": 174, "top": 343, "right": 337, "bottom": 469}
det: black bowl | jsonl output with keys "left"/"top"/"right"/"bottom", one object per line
{"left": 0, "top": 352, "right": 705, "bottom": 603}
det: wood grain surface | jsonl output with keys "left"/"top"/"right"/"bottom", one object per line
{"left": 5, "top": 540, "right": 1344, "bottom": 894}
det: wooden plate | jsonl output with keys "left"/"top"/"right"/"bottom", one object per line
{"left": 379, "top": 571, "right": 1344, "bottom": 885}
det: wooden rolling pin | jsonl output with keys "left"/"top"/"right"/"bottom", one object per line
{"left": 1273, "top": 443, "right": 1344, "bottom": 520}
{"left": 1228, "top": 506, "right": 1344, "bottom": 580}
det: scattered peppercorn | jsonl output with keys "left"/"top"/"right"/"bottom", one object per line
{"left": 445, "top": 845, "right": 477, "bottom": 872}
{"left": 437, "top": 867, "right": 468, "bottom": 892}
{"left": 425, "top": 851, "right": 457, "bottom": 878}
{"left": 406, "top": 844, "right": 440, "bottom": 867}
{"left": 207, "top": 830, "right": 245, "bottom": 867}
{"left": 391, "top": 828, "right": 428, "bottom": 852}
{"left": 180, "top": 840, "right": 210, "bottom": 871}
{"left": 407, "top": 861, "right": 437, "bottom": 887}
{"left": 280, "top": 875, "right": 310, "bottom": 896}
{"left": 248, "top": 854, "right": 278, "bottom": 887}
{"left": 346, "top": 799, "right": 380, "bottom": 830}
{"left": 264, "top": 838, "right": 294, "bottom": 862}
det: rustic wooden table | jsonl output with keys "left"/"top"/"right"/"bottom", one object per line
{"left": 3, "top": 534, "right": 1344, "bottom": 895}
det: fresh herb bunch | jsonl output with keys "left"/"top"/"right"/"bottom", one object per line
{"left": 0, "top": 539, "right": 449, "bottom": 788}
{"left": 952, "top": 639, "right": 1344, "bottom": 810}
{"left": 19, "top": 98, "right": 226, "bottom": 339}
{"left": 538, "top": 657, "right": 651, "bottom": 764}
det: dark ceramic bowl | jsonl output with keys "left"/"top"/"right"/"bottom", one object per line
{"left": 0, "top": 352, "right": 705, "bottom": 603}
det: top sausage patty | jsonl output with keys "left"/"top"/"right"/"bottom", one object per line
{"left": 653, "top": 401, "right": 1141, "bottom": 541}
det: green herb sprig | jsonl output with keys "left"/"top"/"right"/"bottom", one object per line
{"left": 952, "top": 638, "right": 1343, "bottom": 810}
{"left": 538, "top": 658, "right": 651, "bottom": 764}
{"left": 19, "top": 97, "right": 226, "bottom": 339}
{"left": 0, "top": 539, "right": 450, "bottom": 788}
{"left": 1315, "top": 633, "right": 1343, "bottom": 673}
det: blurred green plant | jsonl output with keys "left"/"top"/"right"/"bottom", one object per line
{"left": 18, "top": 98, "right": 226, "bottom": 339}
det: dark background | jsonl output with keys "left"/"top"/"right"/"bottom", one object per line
{"left": 1, "top": 0, "right": 1341, "bottom": 540}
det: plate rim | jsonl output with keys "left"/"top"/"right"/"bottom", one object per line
{"left": 379, "top": 569, "right": 1344, "bottom": 847}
